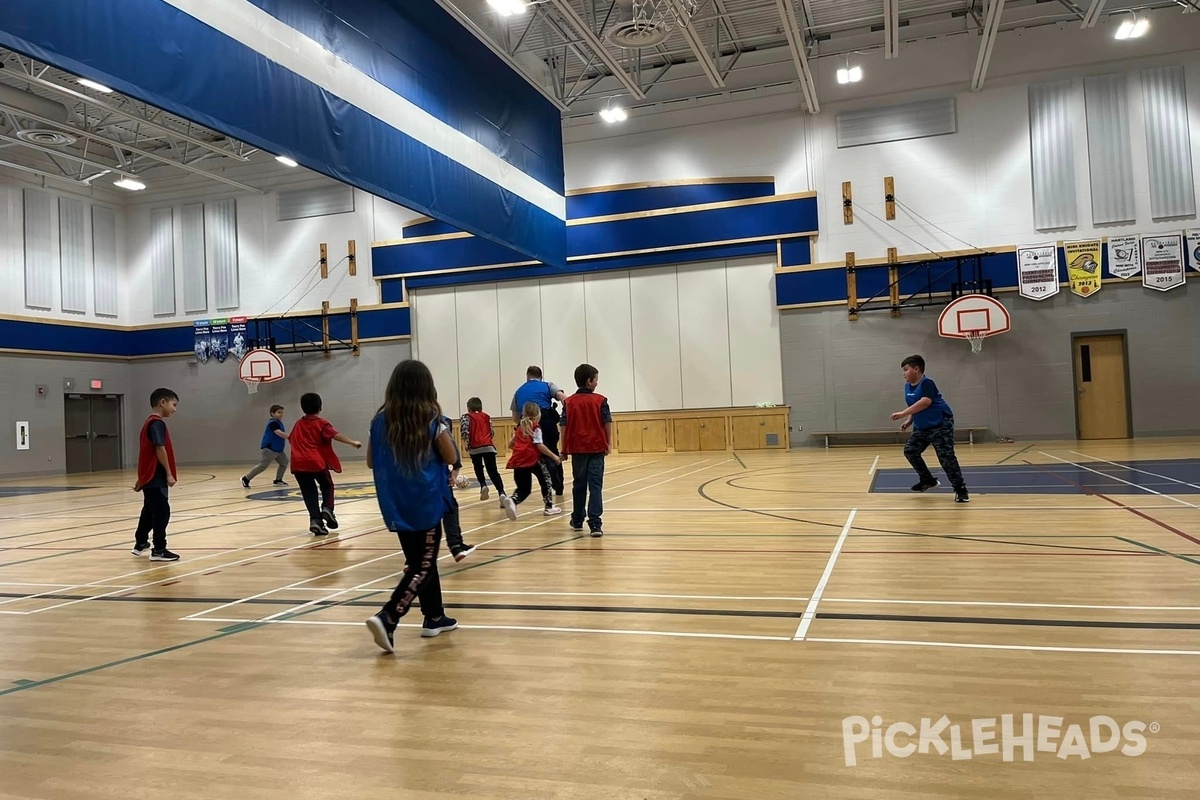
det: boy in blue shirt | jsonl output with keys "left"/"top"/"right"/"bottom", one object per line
{"left": 241, "top": 404, "right": 289, "bottom": 488}
{"left": 890, "top": 355, "right": 969, "bottom": 503}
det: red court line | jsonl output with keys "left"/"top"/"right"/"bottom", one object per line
{"left": 1024, "top": 460, "right": 1200, "bottom": 547}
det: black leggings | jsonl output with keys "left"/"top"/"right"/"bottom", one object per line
{"left": 512, "top": 461, "right": 554, "bottom": 508}
{"left": 469, "top": 451, "right": 507, "bottom": 495}
{"left": 294, "top": 470, "right": 334, "bottom": 520}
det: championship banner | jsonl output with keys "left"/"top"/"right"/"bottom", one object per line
{"left": 210, "top": 318, "right": 231, "bottom": 363}
{"left": 1141, "top": 234, "right": 1185, "bottom": 292}
{"left": 1064, "top": 239, "right": 1102, "bottom": 297}
{"left": 1186, "top": 230, "right": 1200, "bottom": 272}
{"left": 193, "top": 320, "right": 211, "bottom": 363}
{"left": 1107, "top": 235, "right": 1141, "bottom": 279}
{"left": 229, "top": 317, "right": 249, "bottom": 361}
{"left": 1016, "top": 243, "right": 1059, "bottom": 300}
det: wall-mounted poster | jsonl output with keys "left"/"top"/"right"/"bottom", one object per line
{"left": 1141, "top": 234, "right": 1185, "bottom": 292}
{"left": 1185, "top": 230, "right": 1200, "bottom": 272}
{"left": 1016, "top": 243, "right": 1060, "bottom": 301}
{"left": 1107, "top": 235, "right": 1141, "bottom": 279}
{"left": 1064, "top": 239, "right": 1102, "bottom": 297}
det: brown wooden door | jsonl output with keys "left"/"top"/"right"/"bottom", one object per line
{"left": 697, "top": 418, "right": 727, "bottom": 451}
{"left": 616, "top": 420, "right": 643, "bottom": 453}
{"left": 731, "top": 417, "right": 762, "bottom": 449}
{"left": 673, "top": 419, "right": 700, "bottom": 452}
{"left": 1074, "top": 334, "right": 1130, "bottom": 439}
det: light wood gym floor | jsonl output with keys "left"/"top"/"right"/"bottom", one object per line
{"left": 2, "top": 439, "right": 1200, "bottom": 799}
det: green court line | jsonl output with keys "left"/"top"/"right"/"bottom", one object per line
{"left": 0, "top": 533, "right": 589, "bottom": 698}
{"left": 1116, "top": 536, "right": 1200, "bottom": 568}
{"left": 995, "top": 444, "right": 1035, "bottom": 464}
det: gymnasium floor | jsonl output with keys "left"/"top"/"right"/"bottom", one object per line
{"left": 2, "top": 439, "right": 1199, "bottom": 799}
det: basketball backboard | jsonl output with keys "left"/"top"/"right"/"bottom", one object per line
{"left": 238, "top": 348, "right": 285, "bottom": 393}
{"left": 938, "top": 294, "right": 1011, "bottom": 353}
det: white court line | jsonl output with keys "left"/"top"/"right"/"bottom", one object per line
{"left": 187, "top": 617, "right": 793, "bottom": 642}
{"left": 1039, "top": 452, "right": 1199, "bottom": 509}
{"left": 185, "top": 459, "right": 729, "bottom": 623}
{"left": 821, "top": 598, "right": 1200, "bottom": 611}
{"left": 20, "top": 526, "right": 388, "bottom": 615}
{"left": 793, "top": 507, "right": 858, "bottom": 640}
{"left": 443, "top": 590, "right": 810, "bottom": 601}
{"left": 586, "top": 505, "right": 1183, "bottom": 512}
{"left": 868, "top": 455, "right": 880, "bottom": 476}
{"left": 1069, "top": 451, "right": 1200, "bottom": 491}
{"left": 808, "top": 637, "right": 1200, "bottom": 656}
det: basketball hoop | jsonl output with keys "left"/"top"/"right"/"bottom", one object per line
{"left": 237, "top": 348, "right": 285, "bottom": 395}
{"left": 938, "top": 294, "right": 1011, "bottom": 355}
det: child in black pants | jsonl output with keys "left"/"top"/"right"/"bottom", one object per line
{"left": 440, "top": 414, "right": 477, "bottom": 562}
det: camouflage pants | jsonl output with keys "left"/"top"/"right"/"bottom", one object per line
{"left": 904, "top": 415, "right": 966, "bottom": 491}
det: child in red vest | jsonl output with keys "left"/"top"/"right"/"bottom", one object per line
{"left": 506, "top": 402, "right": 562, "bottom": 516}
{"left": 561, "top": 364, "right": 611, "bottom": 537}
{"left": 132, "top": 388, "right": 181, "bottom": 561}
{"left": 460, "top": 397, "right": 517, "bottom": 520}
{"left": 290, "top": 392, "right": 361, "bottom": 535}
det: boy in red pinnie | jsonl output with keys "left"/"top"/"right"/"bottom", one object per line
{"left": 461, "top": 397, "right": 517, "bottom": 520}
{"left": 132, "top": 388, "right": 181, "bottom": 562}
{"left": 290, "top": 392, "right": 361, "bottom": 535}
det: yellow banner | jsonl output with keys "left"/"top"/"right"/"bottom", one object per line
{"left": 1064, "top": 239, "right": 1103, "bottom": 297}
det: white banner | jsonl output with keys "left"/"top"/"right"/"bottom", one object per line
{"left": 1141, "top": 234, "right": 1185, "bottom": 292}
{"left": 1107, "top": 235, "right": 1141, "bottom": 279}
{"left": 1186, "top": 230, "right": 1200, "bottom": 272}
{"left": 1016, "top": 243, "right": 1060, "bottom": 301}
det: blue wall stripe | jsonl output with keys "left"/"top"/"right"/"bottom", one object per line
{"left": 241, "top": 0, "right": 562, "bottom": 192}
{"left": 780, "top": 238, "right": 812, "bottom": 268}
{"left": 0, "top": 0, "right": 565, "bottom": 268}
{"left": 0, "top": 308, "right": 411, "bottom": 358}
{"left": 567, "top": 182, "right": 776, "bottom": 219}
{"left": 376, "top": 195, "right": 818, "bottom": 278}
{"left": 399, "top": 241, "right": 777, "bottom": 291}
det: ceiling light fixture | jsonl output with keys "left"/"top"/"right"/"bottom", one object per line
{"left": 113, "top": 176, "right": 146, "bottom": 191}
{"left": 486, "top": 0, "right": 527, "bottom": 16}
{"left": 275, "top": 155, "right": 299, "bottom": 167}
{"left": 1115, "top": 14, "right": 1149, "bottom": 40}
{"left": 599, "top": 105, "right": 628, "bottom": 124}
{"left": 77, "top": 78, "right": 113, "bottom": 93}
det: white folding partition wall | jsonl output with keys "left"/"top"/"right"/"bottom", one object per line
{"left": 92, "top": 206, "right": 119, "bottom": 317}
{"left": 58, "top": 197, "right": 87, "bottom": 314}
{"left": 1029, "top": 80, "right": 1078, "bottom": 230}
{"left": 1084, "top": 74, "right": 1137, "bottom": 225}
{"left": 22, "top": 189, "right": 54, "bottom": 311}
{"left": 150, "top": 208, "right": 176, "bottom": 316}
{"left": 210, "top": 198, "right": 240, "bottom": 310}
{"left": 180, "top": 203, "right": 207, "bottom": 314}
{"left": 410, "top": 257, "right": 782, "bottom": 417}
{"left": 1141, "top": 65, "right": 1196, "bottom": 220}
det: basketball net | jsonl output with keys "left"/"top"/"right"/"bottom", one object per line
{"left": 633, "top": 0, "right": 702, "bottom": 34}
{"left": 965, "top": 330, "right": 986, "bottom": 354}
{"left": 242, "top": 377, "right": 262, "bottom": 394}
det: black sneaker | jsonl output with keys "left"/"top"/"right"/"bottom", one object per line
{"left": 309, "top": 519, "right": 328, "bottom": 536}
{"left": 451, "top": 544, "right": 477, "bottom": 563}
{"left": 421, "top": 615, "right": 458, "bottom": 638}
{"left": 569, "top": 520, "right": 584, "bottom": 532}
{"left": 911, "top": 479, "right": 940, "bottom": 492}
{"left": 954, "top": 488, "right": 970, "bottom": 503}
{"left": 589, "top": 528, "right": 603, "bottom": 538}
{"left": 321, "top": 508, "right": 339, "bottom": 530}
{"left": 365, "top": 612, "right": 395, "bottom": 654}
{"left": 240, "top": 476, "right": 250, "bottom": 489}
{"left": 131, "top": 544, "right": 151, "bottom": 557}
{"left": 150, "top": 549, "right": 180, "bottom": 562}
{"left": 273, "top": 480, "right": 287, "bottom": 486}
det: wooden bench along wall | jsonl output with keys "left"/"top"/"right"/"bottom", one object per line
{"left": 481, "top": 406, "right": 791, "bottom": 457}
{"left": 809, "top": 427, "right": 988, "bottom": 448}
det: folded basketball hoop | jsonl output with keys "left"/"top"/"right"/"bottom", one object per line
{"left": 238, "top": 348, "right": 285, "bottom": 394}
{"left": 938, "top": 294, "right": 1011, "bottom": 354}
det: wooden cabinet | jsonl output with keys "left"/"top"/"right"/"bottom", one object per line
{"left": 673, "top": 417, "right": 727, "bottom": 452}
{"left": 616, "top": 419, "right": 668, "bottom": 453}
{"left": 730, "top": 412, "right": 789, "bottom": 449}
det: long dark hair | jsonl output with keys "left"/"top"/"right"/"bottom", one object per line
{"left": 379, "top": 360, "right": 442, "bottom": 472}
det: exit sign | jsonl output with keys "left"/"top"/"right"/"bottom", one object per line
{"left": 90, "top": 379, "right": 103, "bottom": 390}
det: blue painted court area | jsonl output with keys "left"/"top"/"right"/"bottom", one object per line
{"left": 0, "top": 487, "right": 84, "bottom": 498}
{"left": 871, "top": 458, "right": 1200, "bottom": 495}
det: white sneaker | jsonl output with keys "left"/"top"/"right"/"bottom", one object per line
{"left": 543, "top": 506, "right": 562, "bottom": 516}
{"left": 480, "top": 485, "right": 490, "bottom": 501}
{"left": 502, "top": 495, "right": 518, "bottom": 521}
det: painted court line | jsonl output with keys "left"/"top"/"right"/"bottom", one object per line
{"left": 188, "top": 617, "right": 794, "bottom": 642}
{"left": 807, "top": 636, "right": 1200, "bottom": 656}
{"left": 821, "top": 598, "right": 1200, "bottom": 611}
{"left": 868, "top": 456, "right": 880, "bottom": 476}
{"left": 793, "top": 507, "right": 858, "bottom": 640}
{"left": 1069, "top": 451, "right": 1200, "bottom": 491}
{"left": 1039, "top": 452, "right": 1199, "bottom": 509}
{"left": 185, "top": 460, "right": 731, "bottom": 623}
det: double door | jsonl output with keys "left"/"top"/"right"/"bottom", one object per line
{"left": 65, "top": 394, "right": 123, "bottom": 473}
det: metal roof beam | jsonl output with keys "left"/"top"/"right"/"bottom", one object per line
{"left": 545, "top": 0, "right": 647, "bottom": 98}
{"left": 971, "top": 0, "right": 1005, "bottom": 91}
{"left": 775, "top": 0, "right": 820, "bottom": 113}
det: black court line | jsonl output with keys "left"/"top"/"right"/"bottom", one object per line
{"left": 4, "top": 591, "right": 1199, "bottom": 630}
